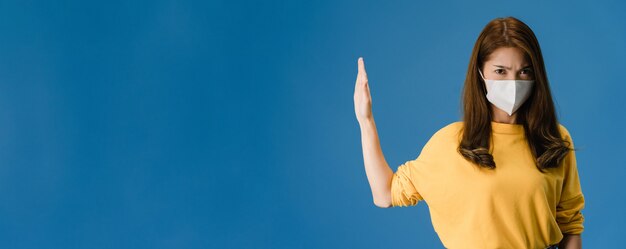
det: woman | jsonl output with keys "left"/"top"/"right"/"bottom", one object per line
{"left": 354, "top": 16, "right": 584, "bottom": 249}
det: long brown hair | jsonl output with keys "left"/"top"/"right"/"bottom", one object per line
{"left": 458, "top": 16, "right": 573, "bottom": 172}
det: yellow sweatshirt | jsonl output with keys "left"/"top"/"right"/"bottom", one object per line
{"left": 390, "top": 121, "right": 585, "bottom": 249}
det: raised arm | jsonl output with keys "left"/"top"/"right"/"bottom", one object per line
{"left": 354, "top": 57, "right": 394, "bottom": 208}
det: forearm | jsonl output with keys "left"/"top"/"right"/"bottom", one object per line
{"left": 559, "top": 234, "right": 581, "bottom": 249}
{"left": 359, "top": 118, "right": 394, "bottom": 207}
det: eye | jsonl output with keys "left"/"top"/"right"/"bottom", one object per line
{"left": 520, "top": 68, "right": 532, "bottom": 75}
{"left": 494, "top": 69, "right": 505, "bottom": 75}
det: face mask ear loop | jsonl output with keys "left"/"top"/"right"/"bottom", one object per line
{"left": 478, "top": 68, "right": 488, "bottom": 95}
{"left": 478, "top": 68, "right": 486, "bottom": 81}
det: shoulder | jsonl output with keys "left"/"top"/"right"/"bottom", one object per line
{"left": 557, "top": 123, "right": 573, "bottom": 141}
{"left": 425, "top": 121, "right": 464, "bottom": 147}
{"left": 415, "top": 121, "right": 463, "bottom": 159}
{"left": 433, "top": 121, "right": 464, "bottom": 138}
{"left": 557, "top": 123, "right": 576, "bottom": 148}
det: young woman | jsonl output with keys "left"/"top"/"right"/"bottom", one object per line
{"left": 354, "top": 16, "right": 584, "bottom": 249}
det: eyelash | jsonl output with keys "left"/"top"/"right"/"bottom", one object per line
{"left": 495, "top": 69, "right": 532, "bottom": 75}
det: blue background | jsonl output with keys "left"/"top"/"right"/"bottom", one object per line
{"left": 0, "top": 0, "right": 624, "bottom": 248}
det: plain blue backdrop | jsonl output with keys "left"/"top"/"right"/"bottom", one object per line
{"left": 0, "top": 0, "right": 624, "bottom": 248}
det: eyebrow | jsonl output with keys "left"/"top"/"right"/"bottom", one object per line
{"left": 493, "top": 65, "right": 532, "bottom": 70}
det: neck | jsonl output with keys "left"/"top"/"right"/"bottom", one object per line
{"left": 491, "top": 104, "right": 518, "bottom": 124}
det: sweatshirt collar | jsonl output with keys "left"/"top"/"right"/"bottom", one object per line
{"left": 491, "top": 121, "right": 524, "bottom": 134}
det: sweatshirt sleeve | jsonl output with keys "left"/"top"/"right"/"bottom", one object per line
{"left": 389, "top": 122, "right": 459, "bottom": 207}
{"left": 390, "top": 158, "right": 426, "bottom": 207}
{"left": 556, "top": 125, "right": 585, "bottom": 235}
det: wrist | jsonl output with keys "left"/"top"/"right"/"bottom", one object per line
{"left": 359, "top": 118, "right": 376, "bottom": 128}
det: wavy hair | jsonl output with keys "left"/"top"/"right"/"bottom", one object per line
{"left": 458, "top": 16, "right": 573, "bottom": 172}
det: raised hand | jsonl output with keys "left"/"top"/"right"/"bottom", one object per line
{"left": 354, "top": 57, "right": 373, "bottom": 123}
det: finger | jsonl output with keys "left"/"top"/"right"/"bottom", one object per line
{"left": 358, "top": 57, "right": 367, "bottom": 76}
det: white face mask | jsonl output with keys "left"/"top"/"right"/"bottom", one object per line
{"left": 478, "top": 68, "right": 534, "bottom": 116}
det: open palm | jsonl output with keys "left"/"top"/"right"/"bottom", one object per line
{"left": 353, "top": 57, "right": 373, "bottom": 123}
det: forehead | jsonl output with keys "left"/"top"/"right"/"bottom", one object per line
{"left": 485, "top": 47, "right": 530, "bottom": 66}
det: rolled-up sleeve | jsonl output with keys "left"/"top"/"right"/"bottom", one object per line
{"left": 556, "top": 125, "right": 585, "bottom": 235}
{"left": 390, "top": 159, "right": 424, "bottom": 207}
